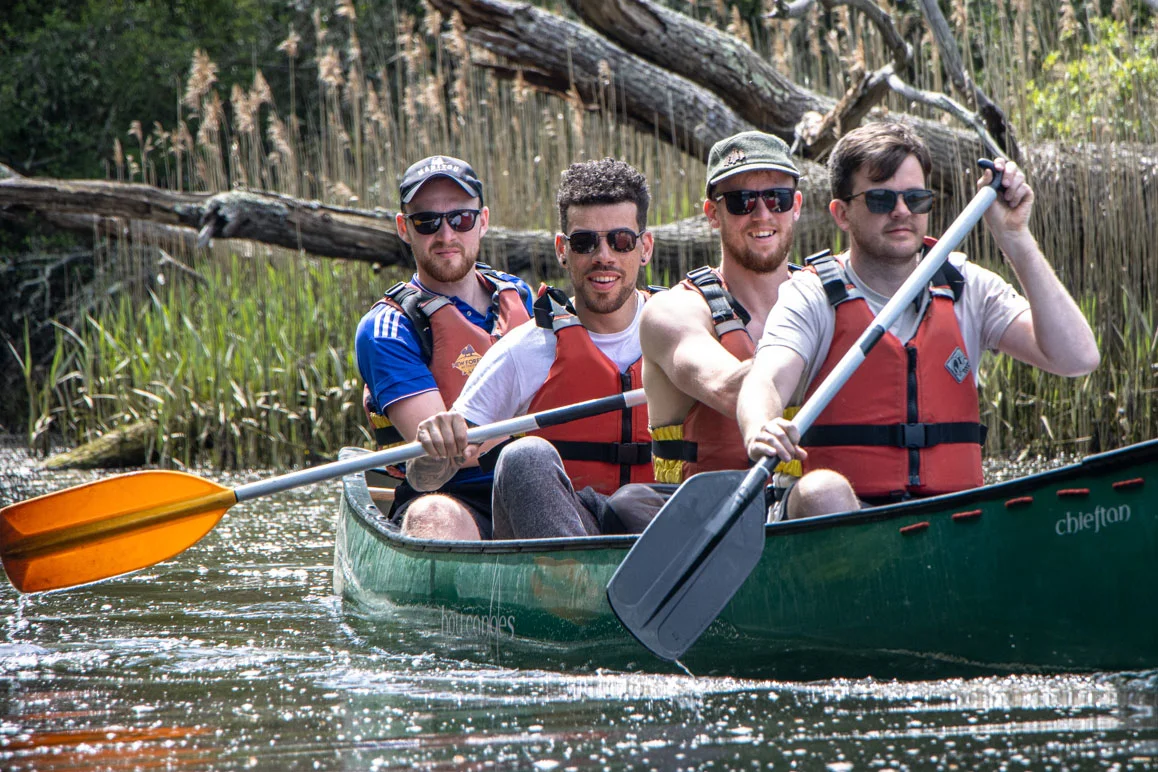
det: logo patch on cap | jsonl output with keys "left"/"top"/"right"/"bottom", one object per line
{"left": 945, "top": 347, "right": 971, "bottom": 384}
{"left": 724, "top": 148, "right": 747, "bottom": 167}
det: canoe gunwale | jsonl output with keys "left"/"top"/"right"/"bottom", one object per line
{"left": 339, "top": 438, "right": 1158, "bottom": 553}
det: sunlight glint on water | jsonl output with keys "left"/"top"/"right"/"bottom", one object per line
{"left": 1, "top": 443, "right": 1156, "bottom": 770}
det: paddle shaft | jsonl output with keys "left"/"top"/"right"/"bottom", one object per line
{"left": 234, "top": 388, "right": 646, "bottom": 501}
{"left": 6, "top": 389, "right": 646, "bottom": 561}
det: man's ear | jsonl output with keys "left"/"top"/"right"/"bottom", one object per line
{"left": 396, "top": 212, "right": 412, "bottom": 245}
{"left": 639, "top": 230, "right": 655, "bottom": 267}
{"left": 554, "top": 234, "right": 568, "bottom": 266}
{"left": 477, "top": 205, "right": 489, "bottom": 238}
{"left": 828, "top": 199, "right": 852, "bottom": 232}
{"left": 704, "top": 196, "right": 722, "bottom": 229}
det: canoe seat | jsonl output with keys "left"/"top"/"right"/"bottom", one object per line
{"left": 368, "top": 487, "right": 396, "bottom": 506}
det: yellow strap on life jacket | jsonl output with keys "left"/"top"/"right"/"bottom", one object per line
{"left": 777, "top": 406, "right": 803, "bottom": 478}
{"left": 650, "top": 424, "right": 685, "bottom": 484}
{"left": 649, "top": 417, "right": 802, "bottom": 483}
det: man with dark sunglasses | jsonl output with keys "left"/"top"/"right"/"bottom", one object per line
{"left": 354, "top": 155, "right": 533, "bottom": 540}
{"left": 739, "top": 122, "right": 1099, "bottom": 519}
{"left": 408, "top": 159, "right": 662, "bottom": 539}
{"left": 640, "top": 131, "right": 804, "bottom": 487}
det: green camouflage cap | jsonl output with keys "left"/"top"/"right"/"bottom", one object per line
{"left": 705, "top": 131, "right": 800, "bottom": 195}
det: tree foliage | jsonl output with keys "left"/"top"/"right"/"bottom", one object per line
{"left": 0, "top": 0, "right": 326, "bottom": 179}
{"left": 1027, "top": 18, "right": 1158, "bottom": 142}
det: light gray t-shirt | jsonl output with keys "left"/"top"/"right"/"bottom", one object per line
{"left": 758, "top": 252, "right": 1030, "bottom": 398}
{"left": 454, "top": 291, "right": 645, "bottom": 425}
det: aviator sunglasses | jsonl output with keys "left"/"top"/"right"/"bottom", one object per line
{"left": 406, "top": 208, "right": 481, "bottom": 235}
{"left": 563, "top": 228, "right": 644, "bottom": 254}
{"left": 844, "top": 188, "right": 935, "bottom": 215}
{"left": 713, "top": 187, "right": 796, "bottom": 216}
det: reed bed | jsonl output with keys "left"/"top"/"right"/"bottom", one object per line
{"left": 16, "top": 0, "right": 1157, "bottom": 466}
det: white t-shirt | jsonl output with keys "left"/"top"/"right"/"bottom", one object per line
{"left": 758, "top": 252, "right": 1030, "bottom": 397}
{"left": 454, "top": 291, "right": 645, "bottom": 425}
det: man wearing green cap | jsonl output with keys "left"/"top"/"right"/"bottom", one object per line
{"left": 640, "top": 131, "right": 804, "bottom": 485}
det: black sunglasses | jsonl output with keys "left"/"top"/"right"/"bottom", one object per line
{"left": 845, "top": 188, "right": 935, "bottom": 215}
{"left": 406, "top": 208, "right": 481, "bottom": 235}
{"left": 563, "top": 228, "right": 644, "bottom": 254}
{"left": 713, "top": 187, "right": 795, "bottom": 216}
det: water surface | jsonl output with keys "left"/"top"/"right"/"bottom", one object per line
{"left": 2, "top": 444, "right": 1155, "bottom": 770}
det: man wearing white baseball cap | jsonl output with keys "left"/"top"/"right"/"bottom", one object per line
{"left": 355, "top": 155, "right": 534, "bottom": 539}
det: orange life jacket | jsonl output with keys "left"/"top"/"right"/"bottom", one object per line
{"left": 527, "top": 285, "right": 655, "bottom": 495}
{"left": 362, "top": 264, "right": 531, "bottom": 448}
{"left": 650, "top": 267, "right": 756, "bottom": 484}
{"left": 799, "top": 250, "right": 985, "bottom": 501}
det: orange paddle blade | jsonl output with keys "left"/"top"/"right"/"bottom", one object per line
{"left": 0, "top": 470, "right": 236, "bottom": 593}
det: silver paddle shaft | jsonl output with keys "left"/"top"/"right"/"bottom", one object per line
{"left": 234, "top": 389, "right": 647, "bottom": 502}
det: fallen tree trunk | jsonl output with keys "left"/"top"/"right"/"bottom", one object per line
{"left": 0, "top": 173, "right": 834, "bottom": 275}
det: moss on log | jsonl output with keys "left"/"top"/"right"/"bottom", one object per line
{"left": 42, "top": 420, "right": 157, "bottom": 470}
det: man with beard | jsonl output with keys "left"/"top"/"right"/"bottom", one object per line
{"left": 407, "top": 158, "right": 658, "bottom": 539}
{"left": 640, "top": 131, "right": 803, "bottom": 486}
{"left": 739, "top": 122, "right": 1099, "bottom": 519}
{"left": 355, "top": 155, "right": 533, "bottom": 539}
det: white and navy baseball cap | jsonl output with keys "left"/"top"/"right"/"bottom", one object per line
{"left": 399, "top": 155, "right": 484, "bottom": 205}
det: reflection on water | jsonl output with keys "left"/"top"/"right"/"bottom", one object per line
{"left": 1, "top": 442, "right": 1155, "bottom": 770}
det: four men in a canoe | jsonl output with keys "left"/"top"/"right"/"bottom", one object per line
{"left": 356, "top": 123, "right": 1100, "bottom": 540}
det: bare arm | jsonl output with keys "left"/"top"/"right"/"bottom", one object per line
{"left": 737, "top": 345, "right": 808, "bottom": 464}
{"left": 982, "top": 161, "right": 1100, "bottom": 376}
{"left": 639, "top": 289, "right": 751, "bottom": 416}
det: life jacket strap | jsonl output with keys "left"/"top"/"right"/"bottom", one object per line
{"left": 651, "top": 438, "right": 698, "bottom": 462}
{"left": 805, "top": 250, "right": 853, "bottom": 307}
{"left": 550, "top": 440, "right": 652, "bottom": 466}
{"left": 801, "top": 421, "right": 987, "bottom": 448}
{"left": 533, "top": 285, "right": 584, "bottom": 331}
{"left": 685, "top": 266, "right": 751, "bottom": 336}
{"left": 477, "top": 263, "right": 533, "bottom": 326}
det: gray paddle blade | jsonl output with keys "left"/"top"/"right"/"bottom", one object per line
{"left": 607, "top": 469, "right": 767, "bottom": 661}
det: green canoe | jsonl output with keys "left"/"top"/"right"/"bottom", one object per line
{"left": 333, "top": 440, "right": 1158, "bottom": 680}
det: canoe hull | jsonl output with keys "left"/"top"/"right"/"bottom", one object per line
{"left": 334, "top": 441, "right": 1158, "bottom": 679}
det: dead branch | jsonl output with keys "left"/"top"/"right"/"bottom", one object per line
{"left": 914, "top": 0, "right": 1018, "bottom": 160}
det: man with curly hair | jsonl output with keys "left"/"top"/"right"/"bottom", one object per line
{"left": 408, "top": 158, "right": 661, "bottom": 539}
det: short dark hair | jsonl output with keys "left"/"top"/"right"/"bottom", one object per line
{"left": 828, "top": 122, "right": 933, "bottom": 201}
{"left": 556, "top": 158, "right": 650, "bottom": 234}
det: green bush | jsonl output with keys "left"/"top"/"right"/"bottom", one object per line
{"left": 1026, "top": 18, "right": 1158, "bottom": 142}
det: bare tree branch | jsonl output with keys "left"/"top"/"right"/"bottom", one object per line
{"left": 914, "top": 0, "right": 1018, "bottom": 160}
{"left": 765, "top": 0, "right": 910, "bottom": 72}
{"left": 885, "top": 73, "right": 1005, "bottom": 159}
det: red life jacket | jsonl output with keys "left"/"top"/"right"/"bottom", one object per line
{"left": 648, "top": 267, "right": 756, "bottom": 484}
{"left": 362, "top": 264, "right": 531, "bottom": 448}
{"left": 799, "top": 250, "right": 985, "bottom": 501}
{"left": 527, "top": 286, "right": 655, "bottom": 495}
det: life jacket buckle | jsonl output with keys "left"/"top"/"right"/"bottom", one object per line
{"left": 614, "top": 442, "right": 652, "bottom": 465}
{"left": 900, "top": 423, "right": 927, "bottom": 449}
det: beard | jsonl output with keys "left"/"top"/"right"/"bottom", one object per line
{"left": 721, "top": 219, "right": 795, "bottom": 274}
{"left": 414, "top": 239, "right": 478, "bottom": 284}
{"left": 571, "top": 265, "right": 638, "bottom": 315}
